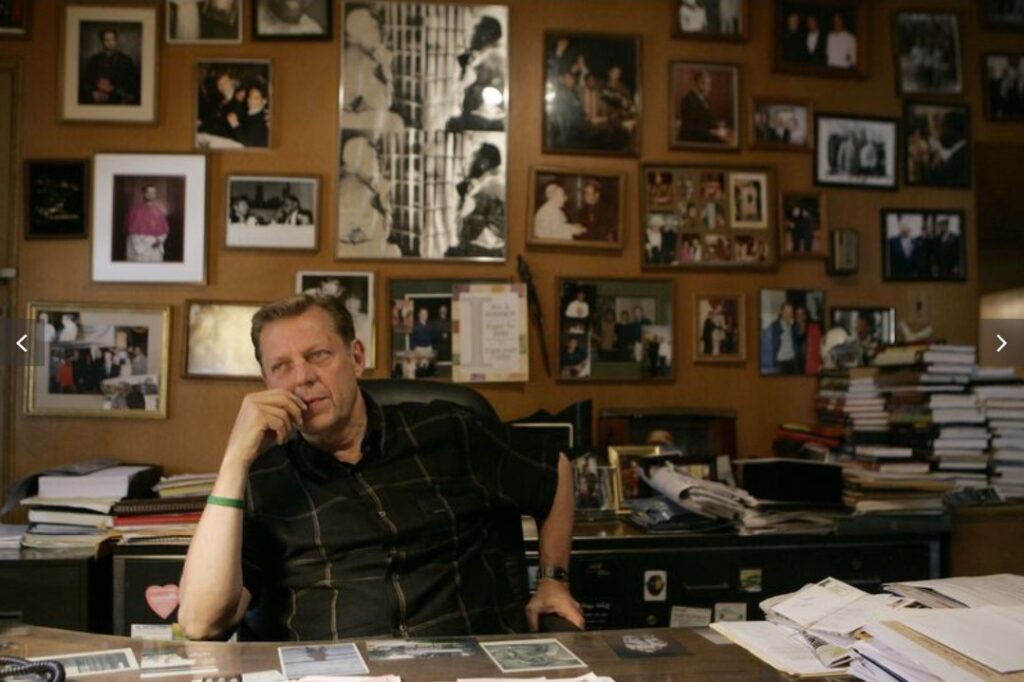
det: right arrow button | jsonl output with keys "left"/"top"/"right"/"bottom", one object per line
{"left": 997, "top": 334, "right": 1008, "bottom": 353}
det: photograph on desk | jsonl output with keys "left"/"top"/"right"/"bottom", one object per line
{"left": 605, "top": 632, "right": 692, "bottom": 658}
{"left": 480, "top": 638, "right": 586, "bottom": 673}
{"left": 881, "top": 209, "right": 966, "bottom": 282}
{"left": 572, "top": 453, "right": 617, "bottom": 514}
{"left": 608, "top": 446, "right": 713, "bottom": 513}
{"left": 557, "top": 278, "right": 673, "bottom": 381}
{"left": 758, "top": 288, "right": 826, "bottom": 376}
{"left": 27, "top": 302, "right": 170, "bottom": 418}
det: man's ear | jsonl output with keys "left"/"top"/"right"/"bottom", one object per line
{"left": 350, "top": 338, "right": 367, "bottom": 378}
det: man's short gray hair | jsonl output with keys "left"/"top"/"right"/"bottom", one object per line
{"left": 250, "top": 294, "right": 356, "bottom": 364}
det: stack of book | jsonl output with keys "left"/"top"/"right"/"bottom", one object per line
{"left": 815, "top": 368, "right": 888, "bottom": 445}
{"left": 153, "top": 473, "right": 217, "bottom": 499}
{"left": 113, "top": 496, "right": 206, "bottom": 545}
{"left": 975, "top": 380, "right": 1024, "bottom": 500}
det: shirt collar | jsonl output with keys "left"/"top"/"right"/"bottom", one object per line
{"left": 289, "top": 386, "right": 386, "bottom": 481}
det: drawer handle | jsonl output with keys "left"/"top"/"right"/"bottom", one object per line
{"left": 682, "top": 582, "right": 730, "bottom": 592}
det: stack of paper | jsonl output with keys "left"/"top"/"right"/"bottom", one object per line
{"left": 883, "top": 574, "right": 1024, "bottom": 609}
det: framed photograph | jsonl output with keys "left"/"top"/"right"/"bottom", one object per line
{"left": 751, "top": 98, "right": 813, "bottom": 151}
{"left": 759, "top": 288, "right": 826, "bottom": 376}
{"left": 673, "top": 0, "right": 749, "bottom": 41}
{"left": 167, "top": 0, "right": 242, "bottom": 44}
{"left": 641, "top": 164, "right": 777, "bottom": 269}
{"left": 184, "top": 301, "right": 263, "bottom": 380}
{"left": 91, "top": 153, "right": 207, "bottom": 284}
{"left": 775, "top": 0, "right": 869, "bottom": 79}
{"left": 543, "top": 32, "right": 641, "bottom": 156}
{"left": 451, "top": 283, "right": 528, "bottom": 383}
{"left": 24, "top": 160, "right": 88, "bottom": 240}
{"left": 894, "top": 12, "right": 963, "bottom": 97}
{"left": 779, "top": 192, "right": 827, "bottom": 258}
{"left": 983, "top": 53, "right": 1024, "bottom": 122}
{"left": 296, "top": 271, "right": 376, "bottom": 370}
{"left": 903, "top": 102, "right": 970, "bottom": 188}
{"left": 253, "top": 0, "right": 331, "bottom": 40}
{"left": 0, "top": 0, "right": 28, "bottom": 37}
{"left": 670, "top": 61, "right": 739, "bottom": 150}
{"left": 60, "top": 4, "right": 157, "bottom": 123}
{"left": 814, "top": 113, "right": 898, "bottom": 190}
{"left": 338, "top": 3, "right": 508, "bottom": 261}
{"left": 27, "top": 302, "right": 170, "bottom": 418}
{"left": 226, "top": 175, "right": 318, "bottom": 250}
{"left": 882, "top": 209, "right": 966, "bottom": 282}
{"left": 196, "top": 60, "right": 271, "bottom": 150}
{"left": 827, "top": 306, "right": 895, "bottom": 367}
{"left": 527, "top": 167, "right": 624, "bottom": 250}
{"left": 981, "top": 0, "right": 1024, "bottom": 31}
{"left": 572, "top": 453, "right": 618, "bottom": 515}
{"left": 694, "top": 293, "right": 746, "bottom": 363}
{"left": 827, "top": 229, "right": 858, "bottom": 275}
{"left": 607, "top": 446, "right": 660, "bottom": 513}
{"left": 557, "top": 278, "right": 674, "bottom": 382}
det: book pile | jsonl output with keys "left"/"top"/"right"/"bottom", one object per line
{"left": 815, "top": 368, "right": 888, "bottom": 444}
{"left": 113, "top": 495, "right": 206, "bottom": 545}
{"left": 974, "top": 378, "right": 1024, "bottom": 500}
{"left": 153, "top": 473, "right": 217, "bottom": 499}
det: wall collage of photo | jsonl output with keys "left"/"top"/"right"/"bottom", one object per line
{"left": 1, "top": 0, "right": 1017, "bottom": 464}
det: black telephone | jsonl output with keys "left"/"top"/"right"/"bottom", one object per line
{"left": 0, "top": 655, "right": 66, "bottom": 682}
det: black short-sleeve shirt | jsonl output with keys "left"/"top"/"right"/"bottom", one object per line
{"left": 240, "top": 391, "right": 560, "bottom": 641}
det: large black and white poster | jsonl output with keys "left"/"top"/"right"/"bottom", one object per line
{"left": 338, "top": 2, "right": 508, "bottom": 261}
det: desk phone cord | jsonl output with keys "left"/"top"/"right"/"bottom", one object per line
{"left": 0, "top": 655, "right": 66, "bottom": 682}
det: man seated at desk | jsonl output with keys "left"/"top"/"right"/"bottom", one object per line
{"left": 178, "top": 295, "right": 583, "bottom": 641}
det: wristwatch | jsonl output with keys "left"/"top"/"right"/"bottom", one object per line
{"left": 537, "top": 565, "right": 570, "bottom": 584}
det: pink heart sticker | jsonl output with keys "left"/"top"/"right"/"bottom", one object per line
{"left": 145, "top": 584, "right": 179, "bottom": 620}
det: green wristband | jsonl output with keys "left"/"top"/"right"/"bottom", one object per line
{"left": 207, "top": 495, "right": 245, "bottom": 510}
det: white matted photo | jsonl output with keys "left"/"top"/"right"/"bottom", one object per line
{"left": 480, "top": 639, "right": 587, "bottom": 673}
{"left": 296, "top": 271, "right": 375, "bottom": 369}
{"left": 166, "top": 0, "right": 242, "bottom": 43}
{"left": 185, "top": 301, "right": 264, "bottom": 380}
{"left": 226, "top": 175, "right": 317, "bottom": 249}
{"left": 61, "top": 4, "right": 157, "bottom": 123}
{"left": 92, "top": 153, "right": 207, "bottom": 283}
{"left": 728, "top": 172, "right": 768, "bottom": 229}
{"left": 814, "top": 114, "right": 897, "bottom": 190}
{"left": 278, "top": 643, "right": 368, "bottom": 679}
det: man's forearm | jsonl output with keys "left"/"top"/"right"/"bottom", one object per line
{"left": 537, "top": 453, "right": 574, "bottom": 571}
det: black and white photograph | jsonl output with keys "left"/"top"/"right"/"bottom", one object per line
{"left": 673, "top": 0, "right": 747, "bottom": 41}
{"left": 606, "top": 634, "right": 691, "bottom": 659}
{"left": 759, "top": 289, "right": 826, "bottom": 376}
{"left": 543, "top": 32, "right": 641, "bottom": 156}
{"left": 729, "top": 172, "right": 768, "bottom": 228}
{"left": 894, "top": 12, "right": 963, "bottom": 96}
{"left": 166, "top": 0, "right": 242, "bottom": 43}
{"left": 297, "top": 271, "right": 375, "bottom": 369}
{"left": 196, "top": 60, "right": 271, "bottom": 149}
{"left": 338, "top": 3, "right": 507, "bottom": 261}
{"left": 780, "top": 192, "right": 827, "bottom": 258}
{"left": 278, "top": 644, "right": 368, "bottom": 679}
{"left": 815, "top": 114, "right": 898, "bottom": 189}
{"left": 776, "top": 0, "right": 868, "bottom": 78}
{"left": 226, "top": 176, "right": 317, "bottom": 249}
{"left": 24, "top": 159, "right": 88, "bottom": 240}
{"left": 61, "top": 5, "right": 157, "bottom": 122}
{"left": 981, "top": 0, "right": 1024, "bottom": 31}
{"left": 528, "top": 167, "right": 624, "bottom": 249}
{"left": 751, "top": 98, "right": 812, "bottom": 151}
{"left": 365, "top": 638, "right": 481, "bottom": 661}
{"left": 253, "top": 0, "right": 331, "bottom": 39}
{"left": 904, "top": 103, "right": 970, "bottom": 188}
{"left": 882, "top": 209, "right": 966, "bottom": 282}
{"left": 480, "top": 639, "right": 586, "bottom": 674}
{"left": 670, "top": 61, "right": 739, "bottom": 150}
{"left": 984, "top": 53, "right": 1024, "bottom": 122}
{"left": 38, "top": 649, "right": 140, "bottom": 677}
{"left": 0, "top": 0, "right": 28, "bottom": 37}
{"left": 184, "top": 301, "right": 263, "bottom": 380}
{"left": 828, "top": 307, "right": 895, "bottom": 367}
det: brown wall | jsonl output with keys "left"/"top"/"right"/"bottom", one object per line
{"left": 2, "top": 0, "right": 1015, "bottom": 479}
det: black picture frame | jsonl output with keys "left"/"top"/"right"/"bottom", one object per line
{"left": 893, "top": 11, "right": 964, "bottom": 98}
{"left": 814, "top": 113, "right": 899, "bottom": 190}
{"left": 881, "top": 209, "right": 967, "bottom": 282}
{"left": 251, "top": 0, "right": 332, "bottom": 41}
{"left": 983, "top": 53, "right": 1024, "bottom": 122}
{"left": 980, "top": 0, "right": 1024, "bottom": 32}
{"left": 0, "top": 0, "right": 30, "bottom": 38}
{"left": 903, "top": 101, "right": 971, "bottom": 189}
{"left": 774, "top": 0, "right": 870, "bottom": 79}
{"left": 24, "top": 159, "right": 89, "bottom": 240}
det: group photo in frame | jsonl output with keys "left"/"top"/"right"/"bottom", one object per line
{"left": 759, "top": 288, "right": 826, "bottom": 376}
{"left": 27, "top": 302, "right": 170, "bottom": 418}
{"left": 779, "top": 192, "right": 827, "bottom": 259}
{"left": 882, "top": 209, "right": 966, "bottom": 282}
{"left": 338, "top": 2, "right": 508, "bottom": 261}
{"left": 980, "top": 0, "right": 1024, "bottom": 31}
{"left": 61, "top": 4, "right": 157, "bottom": 123}
{"left": 694, "top": 293, "right": 746, "bottom": 364}
{"left": 775, "top": 0, "right": 869, "bottom": 79}
{"left": 815, "top": 113, "right": 898, "bottom": 190}
{"left": 527, "top": 167, "right": 624, "bottom": 250}
{"left": 557, "top": 278, "right": 674, "bottom": 382}
{"left": 903, "top": 102, "right": 970, "bottom": 188}
{"left": 196, "top": 59, "right": 272, "bottom": 150}
{"left": 296, "top": 271, "right": 376, "bottom": 370}
{"left": 751, "top": 98, "right": 812, "bottom": 151}
{"left": 91, "top": 153, "right": 207, "bottom": 284}
{"left": 226, "top": 175, "right": 318, "bottom": 250}
{"left": 543, "top": 31, "right": 641, "bottom": 157}
{"left": 893, "top": 11, "right": 963, "bottom": 97}
{"left": 451, "top": 283, "right": 528, "bottom": 383}
{"left": 642, "top": 164, "right": 776, "bottom": 269}
{"left": 673, "top": 0, "right": 749, "bottom": 41}
{"left": 252, "top": 0, "right": 332, "bottom": 40}
{"left": 670, "top": 61, "right": 739, "bottom": 151}
{"left": 0, "top": 0, "right": 28, "bottom": 37}
{"left": 184, "top": 300, "right": 263, "bottom": 380}
{"left": 984, "top": 53, "right": 1024, "bottom": 122}
{"left": 166, "top": 0, "right": 242, "bottom": 43}
{"left": 24, "top": 159, "right": 88, "bottom": 240}
{"left": 827, "top": 306, "right": 895, "bottom": 368}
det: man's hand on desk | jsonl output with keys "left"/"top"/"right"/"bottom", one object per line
{"left": 526, "top": 579, "right": 585, "bottom": 632}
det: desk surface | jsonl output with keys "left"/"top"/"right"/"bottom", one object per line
{"left": 0, "top": 625, "right": 846, "bottom": 682}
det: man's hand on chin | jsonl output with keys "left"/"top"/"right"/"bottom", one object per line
{"left": 525, "top": 579, "right": 585, "bottom": 632}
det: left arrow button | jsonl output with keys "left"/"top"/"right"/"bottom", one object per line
{"left": 16, "top": 334, "right": 28, "bottom": 353}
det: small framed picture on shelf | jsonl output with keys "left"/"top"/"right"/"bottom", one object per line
{"left": 296, "top": 271, "right": 376, "bottom": 370}
{"left": 24, "top": 159, "right": 88, "bottom": 240}
{"left": 827, "top": 306, "right": 895, "bottom": 367}
{"left": 758, "top": 288, "right": 827, "bottom": 376}
{"left": 814, "top": 113, "right": 898, "bottom": 190}
{"left": 903, "top": 102, "right": 970, "bottom": 188}
{"left": 0, "top": 0, "right": 29, "bottom": 37}
{"left": 893, "top": 11, "right": 963, "bottom": 97}
{"left": 775, "top": 0, "right": 869, "bottom": 79}
{"left": 751, "top": 97, "right": 813, "bottom": 151}
{"left": 779, "top": 192, "right": 827, "bottom": 259}
{"left": 694, "top": 292, "right": 746, "bottom": 364}
{"left": 27, "top": 301, "right": 171, "bottom": 418}
{"left": 184, "top": 300, "right": 264, "bottom": 380}
{"left": 527, "top": 167, "right": 625, "bottom": 250}
{"left": 980, "top": 0, "right": 1024, "bottom": 31}
{"left": 226, "top": 175, "right": 318, "bottom": 250}
{"left": 827, "top": 228, "right": 858, "bottom": 275}
{"left": 252, "top": 0, "right": 332, "bottom": 40}
{"left": 196, "top": 60, "right": 272, "bottom": 150}
{"left": 669, "top": 61, "right": 740, "bottom": 151}
{"left": 983, "top": 53, "right": 1024, "bottom": 122}
{"left": 167, "top": 0, "right": 242, "bottom": 44}
{"left": 881, "top": 209, "right": 966, "bottom": 282}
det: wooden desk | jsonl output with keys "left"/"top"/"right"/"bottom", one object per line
{"left": 0, "top": 624, "right": 844, "bottom": 682}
